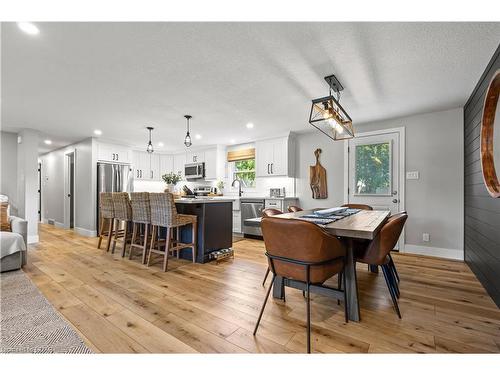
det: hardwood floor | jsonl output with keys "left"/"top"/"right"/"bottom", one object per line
{"left": 22, "top": 223, "right": 500, "bottom": 353}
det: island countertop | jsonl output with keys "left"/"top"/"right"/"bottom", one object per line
{"left": 175, "top": 198, "right": 235, "bottom": 204}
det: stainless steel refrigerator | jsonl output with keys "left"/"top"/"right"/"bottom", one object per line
{"left": 96, "top": 162, "right": 133, "bottom": 234}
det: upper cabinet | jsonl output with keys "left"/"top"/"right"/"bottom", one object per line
{"left": 173, "top": 153, "right": 186, "bottom": 177}
{"left": 256, "top": 135, "right": 295, "bottom": 177}
{"left": 97, "top": 142, "right": 130, "bottom": 163}
{"left": 159, "top": 154, "right": 174, "bottom": 179}
{"left": 186, "top": 151, "right": 205, "bottom": 164}
{"left": 132, "top": 151, "right": 159, "bottom": 181}
{"left": 204, "top": 148, "right": 217, "bottom": 180}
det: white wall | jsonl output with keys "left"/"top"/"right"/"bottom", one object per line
{"left": 295, "top": 107, "right": 464, "bottom": 258}
{"left": 1, "top": 131, "right": 19, "bottom": 216}
{"left": 16, "top": 129, "right": 39, "bottom": 243}
{"left": 40, "top": 137, "right": 96, "bottom": 236}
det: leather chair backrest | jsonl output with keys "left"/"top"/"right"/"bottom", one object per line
{"left": 341, "top": 203, "right": 373, "bottom": 210}
{"left": 359, "top": 213, "right": 408, "bottom": 265}
{"left": 288, "top": 205, "right": 303, "bottom": 213}
{"left": 262, "top": 208, "right": 282, "bottom": 217}
{"left": 387, "top": 211, "right": 407, "bottom": 222}
{"left": 261, "top": 217, "right": 346, "bottom": 284}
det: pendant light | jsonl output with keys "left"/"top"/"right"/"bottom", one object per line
{"left": 309, "top": 74, "right": 354, "bottom": 141}
{"left": 146, "top": 126, "right": 154, "bottom": 153}
{"left": 184, "top": 115, "right": 192, "bottom": 148}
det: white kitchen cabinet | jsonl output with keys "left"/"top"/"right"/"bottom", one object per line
{"left": 256, "top": 135, "right": 295, "bottom": 177}
{"left": 173, "top": 153, "right": 186, "bottom": 177}
{"left": 186, "top": 151, "right": 205, "bottom": 164}
{"left": 149, "top": 154, "right": 160, "bottom": 180}
{"left": 204, "top": 148, "right": 217, "bottom": 180}
{"left": 159, "top": 154, "right": 174, "bottom": 179}
{"left": 97, "top": 142, "right": 130, "bottom": 163}
{"left": 132, "top": 151, "right": 159, "bottom": 180}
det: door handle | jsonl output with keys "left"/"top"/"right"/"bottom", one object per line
{"left": 150, "top": 171, "right": 153, "bottom": 179}
{"left": 271, "top": 163, "right": 273, "bottom": 174}
{"left": 392, "top": 190, "right": 397, "bottom": 195}
{"left": 267, "top": 164, "right": 270, "bottom": 174}
{"left": 392, "top": 199, "right": 398, "bottom": 203}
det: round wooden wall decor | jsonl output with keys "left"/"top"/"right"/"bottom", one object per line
{"left": 481, "top": 69, "right": 500, "bottom": 198}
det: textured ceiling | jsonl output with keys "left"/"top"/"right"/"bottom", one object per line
{"left": 2, "top": 22, "right": 500, "bottom": 153}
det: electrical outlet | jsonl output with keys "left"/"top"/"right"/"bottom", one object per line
{"left": 422, "top": 233, "right": 430, "bottom": 242}
{"left": 406, "top": 171, "right": 419, "bottom": 180}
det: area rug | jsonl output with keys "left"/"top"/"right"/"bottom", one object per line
{"left": 0, "top": 270, "right": 92, "bottom": 353}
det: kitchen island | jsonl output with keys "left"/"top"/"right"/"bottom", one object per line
{"left": 174, "top": 198, "right": 234, "bottom": 263}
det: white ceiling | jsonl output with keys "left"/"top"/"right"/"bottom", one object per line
{"left": 2, "top": 22, "right": 500, "bottom": 154}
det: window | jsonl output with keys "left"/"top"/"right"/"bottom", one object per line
{"left": 233, "top": 159, "right": 256, "bottom": 188}
{"left": 354, "top": 142, "right": 391, "bottom": 195}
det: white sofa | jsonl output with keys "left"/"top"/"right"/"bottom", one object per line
{"left": 0, "top": 216, "right": 28, "bottom": 272}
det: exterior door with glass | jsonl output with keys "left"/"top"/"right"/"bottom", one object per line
{"left": 347, "top": 131, "right": 400, "bottom": 214}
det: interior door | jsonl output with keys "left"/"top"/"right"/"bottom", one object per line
{"left": 348, "top": 132, "right": 400, "bottom": 214}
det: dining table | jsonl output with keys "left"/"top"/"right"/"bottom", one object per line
{"left": 270, "top": 208, "right": 390, "bottom": 322}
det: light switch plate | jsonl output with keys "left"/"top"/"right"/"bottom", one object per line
{"left": 406, "top": 171, "right": 419, "bottom": 180}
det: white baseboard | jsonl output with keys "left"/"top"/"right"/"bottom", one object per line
{"left": 41, "top": 218, "right": 48, "bottom": 224}
{"left": 27, "top": 235, "right": 39, "bottom": 244}
{"left": 403, "top": 244, "right": 464, "bottom": 261}
{"left": 74, "top": 227, "right": 97, "bottom": 237}
{"left": 54, "top": 221, "right": 65, "bottom": 228}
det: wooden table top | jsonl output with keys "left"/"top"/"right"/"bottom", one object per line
{"left": 273, "top": 209, "right": 390, "bottom": 240}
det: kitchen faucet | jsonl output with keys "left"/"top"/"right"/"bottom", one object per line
{"left": 231, "top": 178, "right": 243, "bottom": 197}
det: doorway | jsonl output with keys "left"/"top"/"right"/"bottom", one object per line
{"left": 64, "top": 151, "right": 76, "bottom": 229}
{"left": 344, "top": 127, "right": 405, "bottom": 250}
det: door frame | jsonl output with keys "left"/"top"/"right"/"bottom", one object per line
{"left": 343, "top": 126, "right": 406, "bottom": 252}
{"left": 64, "top": 149, "right": 76, "bottom": 229}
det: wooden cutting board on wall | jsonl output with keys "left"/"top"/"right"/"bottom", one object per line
{"left": 309, "top": 148, "right": 328, "bottom": 199}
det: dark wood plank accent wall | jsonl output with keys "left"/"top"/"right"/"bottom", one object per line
{"left": 464, "top": 43, "right": 500, "bottom": 307}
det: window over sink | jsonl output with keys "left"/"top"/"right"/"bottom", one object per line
{"left": 232, "top": 159, "right": 256, "bottom": 188}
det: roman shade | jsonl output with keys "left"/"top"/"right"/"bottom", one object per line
{"left": 227, "top": 148, "right": 255, "bottom": 162}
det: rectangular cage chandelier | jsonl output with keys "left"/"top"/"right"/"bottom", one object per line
{"left": 308, "top": 74, "right": 354, "bottom": 141}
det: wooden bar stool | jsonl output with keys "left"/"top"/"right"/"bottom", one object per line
{"left": 148, "top": 192, "right": 197, "bottom": 272}
{"left": 129, "top": 192, "right": 151, "bottom": 264}
{"left": 111, "top": 192, "right": 133, "bottom": 257}
{"left": 97, "top": 192, "right": 115, "bottom": 252}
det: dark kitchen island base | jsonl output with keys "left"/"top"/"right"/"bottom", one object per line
{"left": 174, "top": 199, "right": 233, "bottom": 263}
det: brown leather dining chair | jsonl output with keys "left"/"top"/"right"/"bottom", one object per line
{"left": 287, "top": 205, "right": 303, "bottom": 213}
{"left": 255, "top": 217, "right": 347, "bottom": 353}
{"left": 385, "top": 211, "right": 408, "bottom": 283}
{"left": 341, "top": 203, "right": 373, "bottom": 210}
{"left": 260, "top": 208, "right": 283, "bottom": 286}
{"left": 354, "top": 212, "right": 408, "bottom": 318}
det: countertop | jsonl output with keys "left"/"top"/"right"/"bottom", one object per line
{"left": 175, "top": 198, "right": 236, "bottom": 204}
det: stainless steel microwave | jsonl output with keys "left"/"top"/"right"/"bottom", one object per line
{"left": 185, "top": 162, "right": 205, "bottom": 179}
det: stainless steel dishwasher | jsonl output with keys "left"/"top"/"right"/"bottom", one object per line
{"left": 240, "top": 198, "right": 265, "bottom": 236}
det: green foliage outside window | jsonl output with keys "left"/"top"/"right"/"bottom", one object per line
{"left": 355, "top": 142, "right": 390, "bottom": 194}
{"left": 234, "top": 159, "right": 256, "bottom": 188}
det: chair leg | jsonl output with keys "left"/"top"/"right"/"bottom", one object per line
{"left": 389, "top": 254, "right": 400, "bottom": 283}
{"left": 253, "top": 274, "right": 276, "bottom": 336}
{"left": 163, "top": 227, "right": 171, "bottom": 272}
{"left": 147, "top": 225, "right": 157, "bottom": 267}
{"left": 192, "top": 221, "right": 197, "bottom": 263}
{"left": 121, "top": 222, "right": 129, "bottom": 257}
{"left": 337, "top": 271, "right": 342, "bottom": 305}
{"left": 106, "top": 218, "right": 114, "bottom": 252}
{"left": 382, "top": 264, "right": 402, "bottom": 319}
{"left": 343, "top": 270, "right": 349, "bottom": 323}
{"left": 129, "top": 223, "right": 137, "bottom": 260}
{"left": 112, "top": 219, "right": 121, "bottom": 254}
{"left": 306, "top": 280, "right": 311, "bottom": 354}
{"left": 141, "top": 224, "right": 149, "bottom": 264}
{"left": 97, "top": 218, "right": 105, "bottom": 249}
{"left": 262, "top": 267, "right": 270, "bottom": 286}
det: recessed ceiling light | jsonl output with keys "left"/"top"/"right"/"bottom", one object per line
{"left": 158, "top": 142, "right": 164, "bottom": 147}
{"left": 195, "top": 134, "right": 202, "bottom": 140}
{"left": 94, "top": 129, "right": 102, "bottom": 136}
{"left": 17, "top": 22, "right": 40, "bottom": 35}
{"left": 230, "top": 139, "right": 236, "bottom": 144}
{"left": 246, "top": 122, "right": 254, "bottom": 129}
{"left": 44, "top": 139, "right": 52, "bottom": 145}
